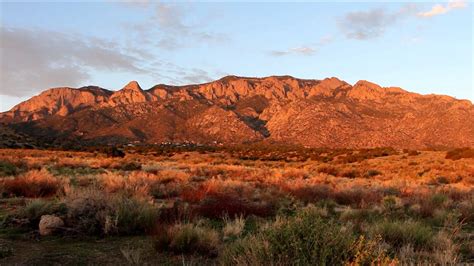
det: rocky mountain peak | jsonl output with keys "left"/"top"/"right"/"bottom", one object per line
{"left": 121, "top": 81, "right": 142, "bottom": 91}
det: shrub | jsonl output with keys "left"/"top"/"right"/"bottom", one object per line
{"left": 2, "top": 169, "right": 60, "bottom": 198}
{"left": 446, "top": 148, "right": 474, "bottom": 160}
{"left": 222, "top": 215, "right": 245, "bottom": 240}
{"left": 374, "top": 220, "right": 434, "bottom": 250}
{"left": 341, "top": 169, "right": 359, "bottom": 179}
{"left": 0, "top": 161, "right": 18, "bottom": 177}
{"left": 365, "top": 169, "right": 382, "bottom": 178}
{"left": 317, "top": 165, "right": 339, "bottom": 176}
{"left": 65, "top": 189, "right": 159, "bottom": 235}
{"left": 436, "top": 176, "right": 450, "bottom": 185}
{"left": 283, "top": 184, "right": 332, "bottom": 203}
{"left": 115, "top": 161, "right": 142, "bottom": 171}
{"left": 15, "top": 199, "right": 64, "bottom": 225}
{"left": 193, "top": 191, "right": 275, "bottom": 219}
{"left": 334, "top": 188, "right": 382, "bottom": 207}
{"left": 154, "top": 223, "right": 219, "bottom": 256}
{"left": 221, "top": 207, "right": 391, "bottom": 265}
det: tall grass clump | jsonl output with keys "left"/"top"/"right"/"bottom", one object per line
{"left": 221, "top": 206, "right": 392, "bottom": 265}
{"left": 2, "top": 169, "right": 60, "bottom": 198}
{"left": 154, "top": 223, "right": 219, "bottom": 256}
{"left": 373, "top": 220, "right": 434, "bottom": 250}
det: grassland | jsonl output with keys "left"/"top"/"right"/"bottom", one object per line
{"left": 0, "top": 146, "right": 473, "bottom": 264}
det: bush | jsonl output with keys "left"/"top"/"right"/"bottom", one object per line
{"left": 221, "top": 207, "right": 391, "bottom": 265}
{"left": 15, "top": 199, "right": 64, "bottom": 225}
{"left": 446, "top": 148, "right": 474, "bottom": 160}
{"left": 154, "top": 223, "right": 219, "bottom": 256}
{"left": 365, "top": 169, "right": 382, "bottom": 178}
{"left": 0, "top": 161, "right": 18, "bottom": 177}
{"left": 317, "top": 165, "right": 339, "bottom": 176}
{"left": 193, "top": 191, "right": 275, "bottom": 219}
{"left": 65, "top": 189, "right": 159, "bottom": 235}
{"left": 374, "top": 220, "right": 434, "bottom": 250}
{"left": 2, "top": 169, "right": 60, "bottom": 198}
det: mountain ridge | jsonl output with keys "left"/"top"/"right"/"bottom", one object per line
{"left": 1, "top": 75, "right": 473, "bottom": 149}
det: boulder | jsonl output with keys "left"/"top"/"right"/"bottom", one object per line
{"left": 39, "top": 215, "right": 64, "bottom": 236}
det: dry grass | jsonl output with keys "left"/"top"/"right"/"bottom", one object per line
{"left": 1, "top": 169, "right": 60, "bottom": 197}
{"left": 0, "top": 147, "right": 473, "bottom": 264}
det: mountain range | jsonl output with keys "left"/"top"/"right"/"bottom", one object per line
{"left": 1, "top": 75, "right": 473, "bottom": 149}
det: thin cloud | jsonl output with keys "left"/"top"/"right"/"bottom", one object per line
{"left": 271, "top": 46, "right": 317, "bottom": 57}
{"left": 269, "top": 35, "right": 333, "bottom": 57}
{"left": 417, "top": 0, "right": 468, "bottom": 18}
{"left": 338, "top": 4, "right": 418, "bottom": 40}
{"left": 125, "top": 2, "right": 229, "bottom": 51}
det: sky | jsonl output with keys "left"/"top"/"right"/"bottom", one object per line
{"left": 0, "top": 1, "right": 472, "bottom": 111}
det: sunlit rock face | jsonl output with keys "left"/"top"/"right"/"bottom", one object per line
{"left": 1, "top": 76, "right": 473, "bottom": 149}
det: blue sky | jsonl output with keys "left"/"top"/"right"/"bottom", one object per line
{"left": 0, "top": 1, "right": 472, "bottom": 111}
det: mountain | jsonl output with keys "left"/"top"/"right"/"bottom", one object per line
{"left": 1, "top": 76, "right": 473, "bottom": 149}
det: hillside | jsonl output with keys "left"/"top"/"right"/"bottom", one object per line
{"left": 1, "top": 76, "right": 473, "bottom": 148}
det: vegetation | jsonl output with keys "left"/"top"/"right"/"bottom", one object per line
{"left": 0, "top": 147, "right": 472, "bottom": 264}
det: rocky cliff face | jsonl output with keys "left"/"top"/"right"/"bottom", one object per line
{"left": 2, "top": 76, "right": 473, "bottom": 149}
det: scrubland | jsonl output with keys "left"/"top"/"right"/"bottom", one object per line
{"left": 0, "top": 146, "right": 473, "bottom": 264}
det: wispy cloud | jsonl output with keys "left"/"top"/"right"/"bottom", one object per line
{"left": 269, "top": 35, "right": 333, "bottom": 57}
{"left": 125, "top": 2, "right": 229, "bottom": 51}
{"left": 417, "top": 0, "right": 468, "bottom": 18}
{"left": 338, "top": 5, "right": 418, "bottom": 40}
{"left": 270, "top": 46, "right": 317, "bottom": 57}
{"left": 338, "top": 1, "right": 468, "bottom": 40}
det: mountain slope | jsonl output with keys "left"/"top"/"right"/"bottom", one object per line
{"left": 1, "top": 76, "right": 473, "bottom": 149}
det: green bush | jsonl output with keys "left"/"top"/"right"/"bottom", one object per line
{"left": 154, "top": 223, "right": 219, "bottom": 256}
{"left": 65, "top": 190, "right": 158, "bottom": 235}
{"left": 374, "top": 220, "right": 434, "bottom": 250}
{"left": 221, "top": 207, "right": 391, "bottom": 265}
{"left": 12, "top": 199, "right": 66, "bottom": 228}
{"left": 0, "top": 161, "right": 17, "bottom": 177}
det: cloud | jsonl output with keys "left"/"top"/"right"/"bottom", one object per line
{"left": 269, "top": 35, "right": 333, "bottom": 57}
{"left": 270, "top": 46, "right": 317, "bottom": 57}
{"left": 181, "top": 68, "right": 213, "bottom": 84}
{"left": 417, "top": 0, "right": 468, "bottom": 18}
{"left": 124, "top": 3, "right": 229, "bottom": 51}
{"left": 0, "top": 27, "right": 145, "bottom": 97}
{"left": 338, "top": 4, "right": 418, "bottom": 40}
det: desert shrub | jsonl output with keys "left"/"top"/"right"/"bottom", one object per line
{"left": 365, "top": 169, "right": 382, "bottom": 177}
{"left": 413, "top": 193, "right": 449, "bottom": 218}
{"left": 403, "top": 149, "right": 421, "bottom": 156}
{"left": 221, "top": 207, "right": 391, "bottom": 265}
{"left": 65, "top": 189, "right": 159, "bottom": 235}
{"left": 458, "top": 196, "right": 474, "bottom": 223}
{"left": 445, "top": 148, "right": 474, "bottom": 160}
{"left": 2, "top": 169, "right": 60, "bottom": 198}
{"left": 341, "top": 169, "right": 359, "bottom": 179}
{"left": 284, "top": 184, "right": 333, "bottom": 203}
{"left": 0, "top": 161, "right": 18, "bottom": 177}
{"left": 48, "top": 166, "right": 105, "bottom": 177}
{"left": 154, "top": 223, "right": 219, "bottom": 256}
{"left": 334, "top": 188, "right": 382, "bottom": 207}
{"left": 15, "top": 199, "right": 65, "bottom": 225}
{"left": 101, "top": 146, "right": 125, "bottom": 158}
{"left": 193, "top": 191, "right": 275, "bottom": 219}
{"left": 222, "top": 215, "right": 245, "bottom": 241}
{"left": 115, "top": 161, "right": 142, "bottom": 171}
{"left": 107, "top": 196, "right": 159, "bottom": 235}
{"left": 436, "top": 176, "right": 450, "bottom": 184}
{"left": 317, "top": 165, "right": 339, "bottom": 176}
{"left": 374, "top": 220, "right": 434, "bottom": 250}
